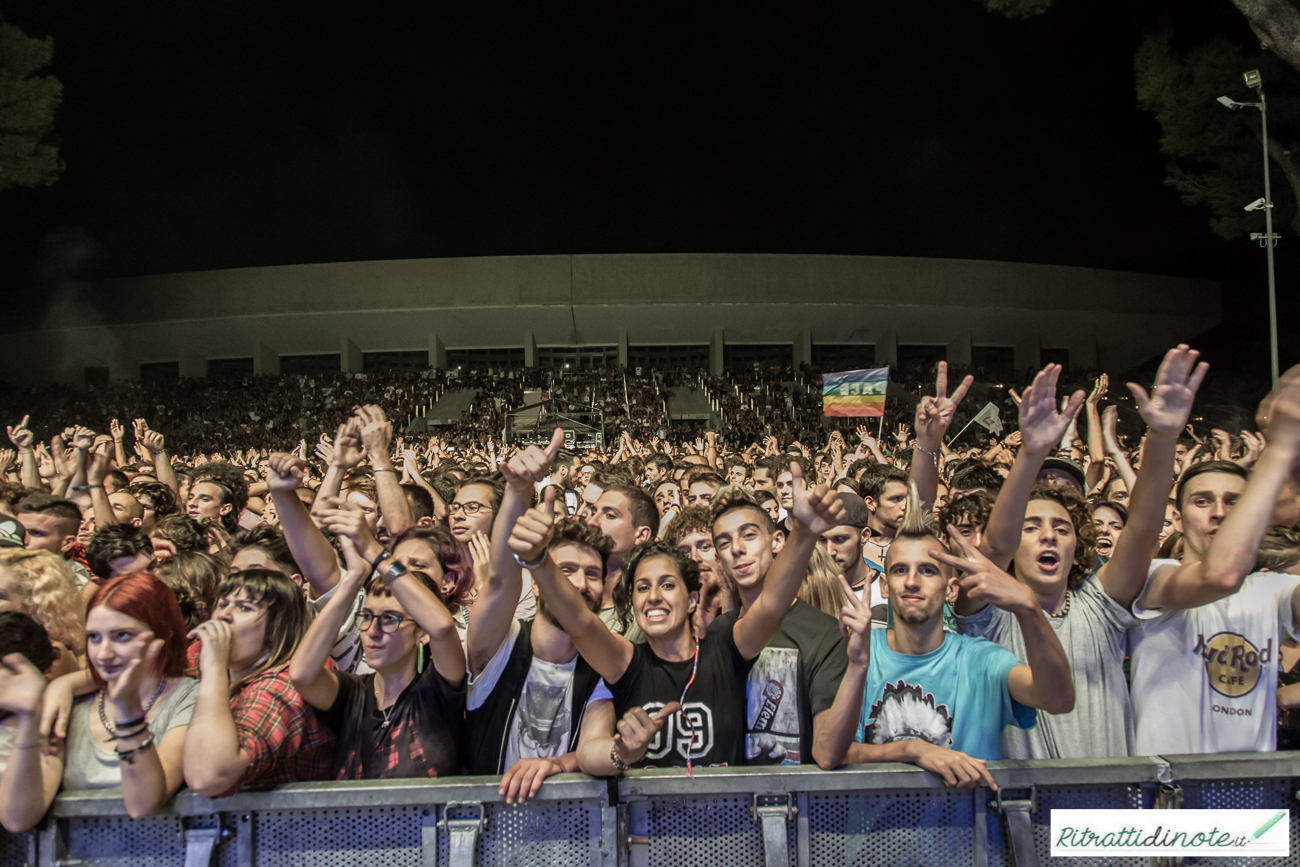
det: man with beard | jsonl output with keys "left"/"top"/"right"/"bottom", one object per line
{"left": 710, "top": 485, "right": 849, "bottom": 767}
{"left": 465, "top": 429, "right": 623, "bottom": 798}
{"left": 817, "top": 484, "right": 1073, "bottom": 782}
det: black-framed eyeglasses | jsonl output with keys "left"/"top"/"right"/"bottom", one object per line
{"left": 448, "top": 501, "right": 489, "bottom": 516}
{"left": 358, "top": 612, "right": 415, "bottom": 634}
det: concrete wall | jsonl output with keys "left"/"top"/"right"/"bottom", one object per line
{"left": 0, "top": 253, "right": 1220, "bottom": 386}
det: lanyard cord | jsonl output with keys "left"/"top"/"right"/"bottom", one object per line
{"left": 677, "top": 636, "right": 701, "bottom": 779}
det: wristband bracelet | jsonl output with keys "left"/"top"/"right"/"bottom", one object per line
{"left": 369, "top": 549, "right": 394, "bottom": 577}
{"left": 374, "top": 467, "right": 399, "bottom": 474}
{"left": 72, "top": 484, "right": 104, "bottom": 491}
{"left": 379, "top": 559, "right": 409, "bottom": 588}
{"left": 610, "top": 747, "right": 630, "bottom": 772}
{"left": 513, "top": 551, "right": 546, "bottom": 570}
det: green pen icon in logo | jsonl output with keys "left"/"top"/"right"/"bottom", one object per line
{"left": 1251, "top": 811, "right": 1286, "bottom": 841}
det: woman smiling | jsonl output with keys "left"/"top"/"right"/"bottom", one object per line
{"left": 0, "top": 574, "right": 196, "bottom": 831}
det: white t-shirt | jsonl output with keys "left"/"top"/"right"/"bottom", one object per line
{"left": 1129, "top": 569, "right": 1300, "bottom": 755}
{"left": 466, "top": 619, "right": 612, "bottom": 768}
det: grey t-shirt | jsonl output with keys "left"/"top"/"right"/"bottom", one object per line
{"left": 954, "top": 574, "right": 1135, "bottom": 759}
{"left": 62, "top": 678, "right": 200, "bottom": 790}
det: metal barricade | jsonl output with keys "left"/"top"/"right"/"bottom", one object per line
{"left": 1, "top": 755, "right": 1295, "bottom": 867}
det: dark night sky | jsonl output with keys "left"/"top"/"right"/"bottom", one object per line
{"left": 0, "top": 0, "right": 1291, "bottom": 372}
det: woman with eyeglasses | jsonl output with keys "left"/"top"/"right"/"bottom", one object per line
{"left": 291, "top": 499, "right": 466, "bottom": 779}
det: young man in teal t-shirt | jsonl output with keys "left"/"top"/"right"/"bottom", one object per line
{"left": 817, "top": 485, "right": 1075, "bottom": 789}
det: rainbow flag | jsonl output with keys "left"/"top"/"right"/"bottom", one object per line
{"left": 822, "top": 366, "right": 889, "bottom": 417}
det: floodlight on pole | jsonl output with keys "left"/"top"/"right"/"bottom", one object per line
{"left": 1215, "top": 71, "right": 1280, "bottom": 383}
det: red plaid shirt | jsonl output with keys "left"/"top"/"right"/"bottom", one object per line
{"left": 187, "top": 644, "right": 334, "bottom": 793}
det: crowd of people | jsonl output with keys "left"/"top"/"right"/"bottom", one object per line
{"left": 0, "top": 342, "right": 1297, "bottom": 832}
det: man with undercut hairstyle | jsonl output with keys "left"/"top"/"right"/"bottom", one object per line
{"left": 817, "top": 483, "right": 1072, "bottom": 780}
{"left": 586, "top": 480, "right": 657, "bottom": 644}
{"left": 467, "top": 429, "right": 621, "bottom": 798}
{"left": 710, "top": 481, "right": 849, "bottom": 767}
{"left": 15, "top": 493, "right": 93, "bottom": 589}
{"left": 662, "top": 505, "right": 729, "bottom": 632}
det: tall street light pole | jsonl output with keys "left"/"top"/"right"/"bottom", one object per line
{"left": 1217, "top": 69, "right": 1280, "bottom": 383}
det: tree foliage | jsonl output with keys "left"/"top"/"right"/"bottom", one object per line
{"left": 0, "top": 22, "right": 64, "bottom": 192}
{"left": 1136, "top": 33, "right": 1300, "bottom": 237}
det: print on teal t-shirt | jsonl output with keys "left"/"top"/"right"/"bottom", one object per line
{"left": 855, "top": 630, "right": 1036, "bottom": 761}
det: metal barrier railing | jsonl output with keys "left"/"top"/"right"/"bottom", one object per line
{"left": 6, "top": 753, "right": 1298, "bottom": 867}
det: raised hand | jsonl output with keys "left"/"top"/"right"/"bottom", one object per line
{"left": 188, "top": 620, "right": 235, "bottom": 674}
{"left": 1210, "top": 428, "right": 1233, "bottom": 460}
{"left": 613, "top": 701, "right": 681, "bottom": 770}
{"left": 1100, "top": 405, "right": 1123, "bottom": 455}
{"left": 501, "top": 428, "right": 563, "bottom": 493}
{"left": 893, "top": 423, "right": 911, "bottom": 446}
{"left": 1015, "top": 365, "right": 1085, "bottom": 455}
{"left": 1086, "top": 373, "right": 1109, "bottom": 407}
{"left": 265, "top": 452, "right": 306, "bottom": 492}
{"left": 316, "top": 495, "right": 380, "bottom": 556}
{"left": 1237, "top": 430, "right": 1266, "bottom": 469}
{"left": 331, "top": 420, "right": 366, "bottom": 470}
{"left": 1255, "top": 365, "right": 1300, "bottom": 454}
{"left": 0, "top": 449, "right": 14, "bottom": 477}
{"left": 141, "top": 429, "right": 166, "bottom": 455}
{"left": 932, "top": 527, "right": 1036, "bottom": 615}
{"left": 72, "top": 426, "right": 95, "bottom": 451}
{"left": 789, "top": 461, "right": 846, "bottom": 535}
{"left": 354, "top": 405, "right": 393, "bottom": 462}
{"left": 467, "top": 532, "right": 491, "bottom": 576}
{"left": 914, "top": 362, "right": 974, "bottom": 449}
{"left": 837, "top": 574, "right": 871, "bottom": 667}
{"left": 507, "top": 487, "right": 558, "bottom": 565}
{"left": 6, "top": 415, "right": 33, "bottom": 450}
{"left": 0, "top": 652, "right": 46, "bottom": 718}
{"left": 104, "top": 635, "right": 163, "bottom": 718}
{"left": 1126, "top": 345, "right": 1208, "bottom": 436}
{"left": 109, "top": 418, "right": 124, "bottom": 442}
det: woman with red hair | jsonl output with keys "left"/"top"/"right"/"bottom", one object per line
{"left": 0, "top": 573, "right": 197, "bottom": 831}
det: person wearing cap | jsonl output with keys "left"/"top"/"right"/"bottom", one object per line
{"left": 818, "top": 493, "right": 887, "bottom": 623}
{"left": 1038, "top": 456, "right": 1087, "bottom": 497}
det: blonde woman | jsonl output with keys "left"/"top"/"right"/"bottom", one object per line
{"left": 0, "top": 549, "right": 84, "bottom": 676}
{"left": 797, "top": 544, "right": 850, "bottom": 620}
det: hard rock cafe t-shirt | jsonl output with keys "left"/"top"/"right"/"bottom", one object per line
{"left": 1129, "top": 569, "right": 1300, "bottom": 755}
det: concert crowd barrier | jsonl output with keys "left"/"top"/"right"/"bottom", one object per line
{"left": 3, "top": 753, "right": 1296, "bottom": 867}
